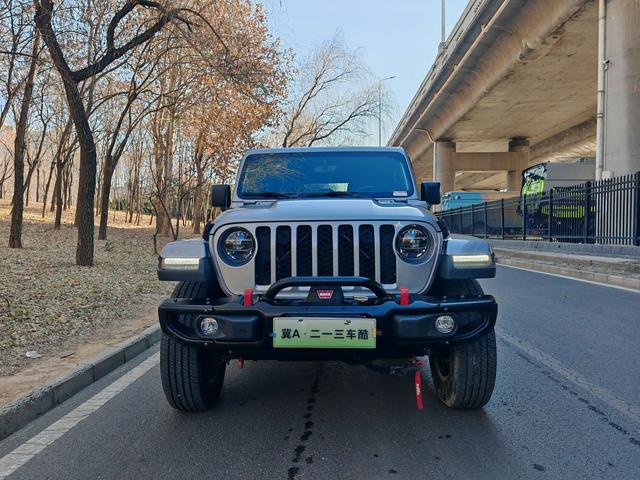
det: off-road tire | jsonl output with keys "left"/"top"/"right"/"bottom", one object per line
{"left": 428, "top": 279, "right": 497, "bottom": 409}
{"left": 160, "top": 281, "right": 226, "bottom": 412}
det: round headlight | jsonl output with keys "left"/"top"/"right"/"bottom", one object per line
{"left": 219, "top": 228, "right": 255, "bottom": 265}
{"left": 395, "top": 225, "right": 432, "bottom": 263}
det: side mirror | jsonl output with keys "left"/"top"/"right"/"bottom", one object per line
{"left": 211, "top": 184, "right": 231, "bottom": 210}
{"left": 420, "top": 182, "right": 441, "bottom": 204}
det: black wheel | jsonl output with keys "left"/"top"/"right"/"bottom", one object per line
{"left": 427, "top": 279, "right": 497, "bottom": 409}
{"left": 160, "top": 281, "right": 226, "bottom": 412}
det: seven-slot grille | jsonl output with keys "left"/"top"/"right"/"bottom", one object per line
{"left": 253, "top": 224, "right": 397, "bottom": 286}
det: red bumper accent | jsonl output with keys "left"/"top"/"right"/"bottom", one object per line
{"left": 413, "top": 358, "right": 425, "bottom": 410}
{"left": 243, "top": 289, "right": 253, "bottom": 306}
{"left": 415, "top": 371, "right": 423, "bottom": 410}
{"left": 399, "top": 287, "right": 409, "bottom": 306}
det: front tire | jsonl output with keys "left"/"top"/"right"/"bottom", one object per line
{"left": 160, "top": 281, "right": 226, "bottom": 412}
{"left": 428, "top": 279, "right": 497, "bottom": 409}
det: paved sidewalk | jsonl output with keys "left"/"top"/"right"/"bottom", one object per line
{"left": 493, "top": 246, "right": 640, "bottom": 290}
{"left": 488, "top": 239, "right": 640, "bottom": 259}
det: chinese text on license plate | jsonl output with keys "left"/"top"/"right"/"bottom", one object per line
{"left": 273, "top": 317, "right": 376, "bottom": 349}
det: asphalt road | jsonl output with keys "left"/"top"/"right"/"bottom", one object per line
{"left": 1, "top": 266, "right": 639, "bottom": 479}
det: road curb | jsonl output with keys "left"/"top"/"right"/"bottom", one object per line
{"left": 488, "top": 239, "right": 640, "bottom": 259}
{"left": 497, "top": 257, "right": 640, "bottom": 290}
{"left": 0, "top": 325, "right": 161, "bottom": 442}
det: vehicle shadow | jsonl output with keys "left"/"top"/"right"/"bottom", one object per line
{"left": 158, "top": 359, "right": 528, "bottom": 479}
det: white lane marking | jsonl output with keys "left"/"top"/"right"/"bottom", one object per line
{"left": 0, "top": 352, "right": 160, "bottom": 478}
{"left": 497, "top": 263, "right": 640, "bottom": 293}
{"left": 497, "top": 328, "right": 640, "bottom": 424}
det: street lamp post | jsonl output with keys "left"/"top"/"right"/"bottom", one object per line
{"left": 378, "top": 75, "right": 396, "bottom": 146}
{"left": 438, "top": 0, "right": 447, "bottom": 52}
{"left": 441, "top": 0, "right": 446, "bottom": 43}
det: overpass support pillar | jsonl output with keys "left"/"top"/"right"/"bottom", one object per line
{"left": 507, "top": 139, "right": 530, "bottom": 191}
{"left": 603, "top": 0, "right": 640, "bottom": 176}
{"left": 433, "top": 141, "right": 455, "bottom": 193}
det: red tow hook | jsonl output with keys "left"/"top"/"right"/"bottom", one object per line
{"left": 363, "top": 357, "right": 426, "bottom": 410}
{"left": 243, "top": 289, "right": 253, "bottom": 306}
{"left": 412, "top": 357, "right": 425, "bottom": 410}
{"left": 237, "top": 355, "right": 244, "bottom": 369}
{"left": 399, "top": 287, "right": 409, "bottom": 306}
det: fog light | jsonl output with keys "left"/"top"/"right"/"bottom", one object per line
{"left": 200, "top": 317, "right": 219, "bottom": 336}
{"left": 435, "top": 315, "right": 455, "bottom": 334}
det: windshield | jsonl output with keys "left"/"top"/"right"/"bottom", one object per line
{"left": 237, "top": 151, "right": 414, "bottom": 198}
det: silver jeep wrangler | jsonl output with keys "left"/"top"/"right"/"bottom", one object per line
{"left": 157, "top": 147, "right": 497, "bottom": 411}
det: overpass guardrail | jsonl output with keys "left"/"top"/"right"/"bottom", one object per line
{"left": 436, "top": 172, "right": 640, "bottom": 246}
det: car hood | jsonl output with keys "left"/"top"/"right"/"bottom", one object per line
{"left": 215, "top": 198, "right": 436, "bottom": 226}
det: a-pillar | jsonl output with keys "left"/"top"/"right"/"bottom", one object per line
{"left": 433, "top": 141, "right": 455, "bottom": 194}
{"left": 507, "top": 138, "right": 530, "bottom": 191}
{"left": 603, "top": 0, "right": 640, "bottom": 176}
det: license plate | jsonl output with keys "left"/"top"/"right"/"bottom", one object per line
{"left": 273, "top": 317, "right": 376, "bottom": 349}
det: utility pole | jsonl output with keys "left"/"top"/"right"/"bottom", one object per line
{"left": 441, "top": 0, "right": 446, "bottom": 43}
{"left": 595, "top": 0, "right": 606, "bottom": 181}
{"left": 439, "top": 0, "right": 447, "bottom": 51}
{"left": 378, "top": 76, "right": 396, "bottom": 146}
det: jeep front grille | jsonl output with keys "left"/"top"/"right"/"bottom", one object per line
{"left": 253, "top": 223, "right": 397, "bottom": 286}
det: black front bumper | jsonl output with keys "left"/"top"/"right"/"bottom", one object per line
{"left": 158, "top": 277, "right": 497, "bottom": 360}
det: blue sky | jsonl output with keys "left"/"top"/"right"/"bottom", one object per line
{"left": 264, "top": 0, "right": 469, "bottom": 144}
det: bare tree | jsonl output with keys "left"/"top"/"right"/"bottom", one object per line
{"left": 149, "top": 62, "right": 180, "bottom": 237}
{"left": 123, "top": 130, "right": 145, "bottom": 225}
{"left": 97, "top": 42, "right": 167, "bottom": 240}
{"left": 0, "top": 149, "right": 12, "bottom": 198}
{"left": 279, "top": 34, "right": 386, "bottom": 147}
{"left": 0, "top": 0, "right": 32, "bottom": 132}
{"left": 33, "top": 0, "right": 193, "bottom": 265}
{"left": 24, "top": 72, "right": 53, "bottom": 206}
{"left": 0, "top": 0, "right": 290, "bottom": 260}
{"left": 8, "top": 26, "right": 40, "bottom": 248}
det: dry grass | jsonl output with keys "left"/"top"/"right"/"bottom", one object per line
{"left": 0, "top": 199, "right": 177, "bottom": 376}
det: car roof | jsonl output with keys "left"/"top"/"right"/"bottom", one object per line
{"left": 244, "top": 146, "right": 407, "bottom": 156}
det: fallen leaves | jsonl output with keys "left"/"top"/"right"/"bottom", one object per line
{"left": 0, "top": 200, "right": 175, "bottom": 376}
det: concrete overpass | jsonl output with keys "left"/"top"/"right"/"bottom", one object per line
{"left": 390, "top": 0, "right": 640, "bottom": 193}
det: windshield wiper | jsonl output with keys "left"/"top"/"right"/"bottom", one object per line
{"left": 243, "top": 192, "right": 298, "bottom": 199}
{"left": 303, "top": 191, "right": 362, "bottom": 197}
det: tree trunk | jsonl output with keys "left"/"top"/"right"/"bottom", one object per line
{"left": 174, "top": 202, "right": 181, "bottom": 241}
{"left": 63, "top": 171, "right": 69, "bottom": 210}
{"left": 24, "top": 162, "right": 37, "bottom": 207}
{"left": 63, "top": 162, "right": 72, "bottom": 209}
{"left": 50, "top": 166, "right": 59, "bottom": 213}
{"left": 154, "top": 152, "right": 171, "bottom": 236}
{"left": 127, "top": 162, "right": 138, "bottom": 224}
{"left": 9, "top": 30, "right": 40, "bottom": 248}
{"left": 36, "top": 166, "right": 40, "bottom": 202}
{"left": 157, "top": 204, "right": 169, "bottom": 235}
{"left": 42, "top": 158, "right": 55, "bottom": 218}
{"left": 192, "top": 186, "right": 202, "bottom": 235}
{"left": 54, "top": 161, "right": 63, "bottom": 229}
{"left": 98, "top": 159, "right": 114, "bottom": 240}
{"left": 95, "top": 164, "right": 102, "bottom": 216}
{"left": 136, "top": 185, "right": 142, "bottom": 226}
{"left": 152, "top": 104, "right": 176, "bottom": 238}
{"left": 127, "top": 181, "right": 135, "bottom": 223}
{"left": 36, "top": 3, "right": 96, "bottom": 266}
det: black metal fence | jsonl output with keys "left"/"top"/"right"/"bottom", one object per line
{"left": 436, "top": 172, "right": 640, "bottom": 246}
